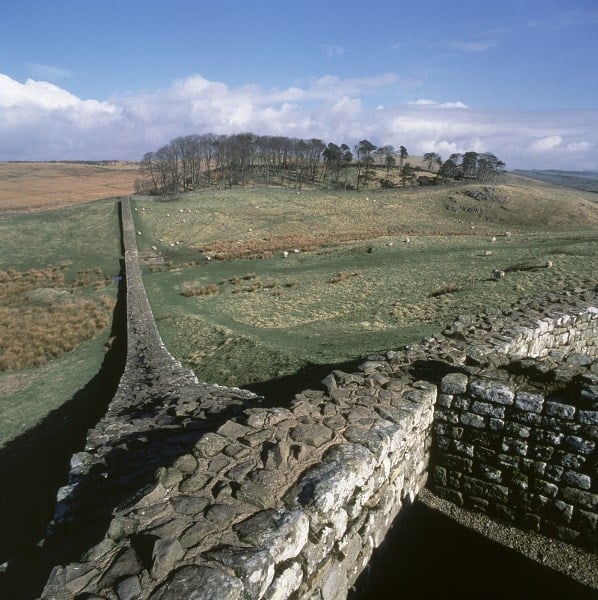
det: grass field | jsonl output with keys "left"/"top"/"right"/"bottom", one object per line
{"left": 0, "top": 168, "right": 596, "bottom": 564}
{"left": 131, "top": 179, "right": 598, "bottom": 389}
{"left": 0, "top": 199, "right": 122, "bottom": 446}
{"left": 0, "top": 161, "right": 138, "bottom": 213}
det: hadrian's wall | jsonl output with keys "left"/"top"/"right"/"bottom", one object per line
{"left": 41, "top": 198, "right": 597, "bottom": 599}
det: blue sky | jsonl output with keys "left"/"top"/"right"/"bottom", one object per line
{"left": 1, "top": 0, "right": 597, "bottom": 169}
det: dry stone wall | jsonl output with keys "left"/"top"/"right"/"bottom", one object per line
{"left": 40, "top": 196, "right": 597, "bottom": 599}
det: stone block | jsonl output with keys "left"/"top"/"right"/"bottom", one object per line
{"left": 207, "top": 547, "right": 275, "bottom": 599}
{"left": 148, "top": 565, "right": 243, "bottom": 600}
{"left": 545, "top": 401, "right": 576, "bottom": 419}
{"left": 564, "top": 435, "right": 595, "bottom": 455}
{"left": 462, "top": 477, "right": 510, "bottom": 503}
{"left": 471, "top": 401, "right": 505, "bottom": 419}
{"left": 515, "top": 392, "right": 544, "bottom": 414}
{"left": 562, "top": 470, "right": 592, "bottom": 490}
{"left": 505, "top": 422, "right": 530, "bottom": 439}
{"left": 440, "top": 372, "right": 469, "bottom": 395}
{"left": 501, "top": 437, "right": 528, "bottom": 456}
{"left": 578, "top": 410, "right": 598, "bottom": 425}
{"left": 234, "top": 509, "right": 309, "bottom": 564}
{"left": 460, "top": 412, "right": 486, "bottom": 429}
{"left": 469, "top": 379, "right": 515, "bottom": 405}
{"left": 561, "top": 488, "right": 598, "bottom": 511}
{"left": 264, "top": 563, "right": 303, "bottom": 600}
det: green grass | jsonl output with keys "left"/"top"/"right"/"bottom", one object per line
{"left": 134, "top": 180, "right": 598, "bottom": 388}
{"left": 0, "top": 199, "right": 122, "bottom": 447}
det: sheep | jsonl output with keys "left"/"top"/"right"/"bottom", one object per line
{"left": 282, "top": 251, "right": 289, "bottom": 258}
{"left": 484, "top": 250, "right": 493, "bottom": 257}
{"left": 545, "top": 260, "right": 553, "bottom": 268}
{"left": 293, "top": 248, "right": 300, "bottom": 253}
{"left": 491, "top": 236, "right": 497, "bottom": 242}
{"left": 136, "top": 230, "right": 142, "bottom": 235}
{"left": 404, "top": 237, "right": 411, "bottom": 244}
{"left": 492, "top": 268, "right": 505, "bottom": 279}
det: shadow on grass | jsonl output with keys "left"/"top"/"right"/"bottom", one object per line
{"left": 350, "top": 499, "right": 596, "bottom": 600}
{"left": 0, "top": 260, "right": 127, "bottom": 596}
{"left": 242, "top": 357, "right": 364, "bottom": 406}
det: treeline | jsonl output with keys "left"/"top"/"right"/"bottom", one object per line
{"left": 137, "top": 132, "right": 505, "bottom": 195}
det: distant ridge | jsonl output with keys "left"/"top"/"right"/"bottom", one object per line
{"left": 512, "top": 169, "right": 598, "bottom": 193}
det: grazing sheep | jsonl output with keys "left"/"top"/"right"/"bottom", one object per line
{"left": 282, "top": 251, "right": 289, "bottom": 258}
{"left": 492, "top": 268, "right": 505, "bottom": 279}
{"left": 545, "top": 260, "right": 553, "bottom": 268}
{"left": 485, "top": 250, "right": 493, "bottom": 257}
{"left": 491, "top": 236, "right": 496, "bottom": 242}
{"left": 504, "top": 231, "right": 512, "bottom": 237}
{"left": 151, "top": 245, "right": 158, "bottom": 251}
{"left": 404, "top": 237, "right": 411, "bottom": 244}
{"left": 293, "top": 248, "right": 300, "bottom": 253}
{"left": 136, "top": 231, "right": 141, "bottom": 235}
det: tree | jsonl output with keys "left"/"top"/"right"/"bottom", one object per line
{"left": 139, "top": 152, "right": 159, "bottom": 193}
{"left": 423, "top": 152, "right": 442, "bottom": 172}
{"left": 323, "top": 142, "right": 342, "bottom": 182}
{"left": 399, "top": 145, "right": 409, "bottom": 172}
{"left": 438, "top": 158, "right": 458, "bottom": 180}
{"left": 355, "top": 140, "right": 377, "bottom": 190}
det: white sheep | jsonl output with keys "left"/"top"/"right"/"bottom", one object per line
{"left": 293, "top": 248, "right": 300, "bottom": 253}
{"left": 485, "top": 250, "right": 493, "bottom": 257}
{"left": 491, "top": 236, "right": 497, "bottom": 242}
{"left": 282, "top": 251, "right": 289, "bottom": 258}
{"left": 545, "top": 260, "right": 553, "bottom": 268}
{"left": 404, "top": 237, "right": 410, "bottom": 244}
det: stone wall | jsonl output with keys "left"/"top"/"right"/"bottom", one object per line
{"left": 40, "top": 196, "right": 597, "bottom": 599}
{"left": 433, "top": 359, "right": 597, "bottom": 550}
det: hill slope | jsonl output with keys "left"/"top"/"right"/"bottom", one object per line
{"left": 0, "top": 161, "right": 139, "bottom": 212}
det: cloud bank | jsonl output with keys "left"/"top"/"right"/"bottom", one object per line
{"left": 0, "top": 72, "right": 596, "bottom": 170}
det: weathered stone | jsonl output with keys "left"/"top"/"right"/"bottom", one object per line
{"left": 263, "top": 562, "right": 303, "bottom": 600}
{"left": 208, "top": 547, "right": 275, "bottom": 598}
{"left": 440, "top": 372, "right": 468, "bottom": 395}
{"left": 234, "top": 509, "right": 309, "bottom": 563}
{"left": 194, "top": 433, "right": 228, "bottom": 458}
{"left": 290, "top": 423, "right": 333, "bottom": 447}
{"left": 116, "top": 575, "right": 142, "bottom": 600}
{"left": 545, "top": 401, "right": 576, "bottom": 419}
{"left": 285, "top": 445, "right": 376, "bottom": 519}
{"left": 515, "top": 392, "right": 544, "bottom": 413}
{"left": 97, "top": 547, "right": 143, "bottom": 590}
{"left": 469, "top": 379, "right": 515, "bottom": 405}
{"left": 151, "top": 539, "right": 184, "bottom": 579}
{"left": 149, "top": 565, "right": 243, "bottom": 600}
{"left": 172, "top": 453, "right": 198, "bottom": 474}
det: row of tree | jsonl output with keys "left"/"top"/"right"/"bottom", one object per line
{"left": 137, "top": 132, "right": 505, "bottom": 195}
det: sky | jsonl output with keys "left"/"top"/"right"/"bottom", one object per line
{"left": 1, "top": 0, "right": 597, "bottom": 170}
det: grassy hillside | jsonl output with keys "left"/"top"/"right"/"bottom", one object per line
{"left": 512, "top": 169, "right": 598, "bottom": 193}
{"left": 0, "top": 161, "right": 138, "bottom": 212}
{"left": 132, "top": 178, "right": 598, "bottom": 390}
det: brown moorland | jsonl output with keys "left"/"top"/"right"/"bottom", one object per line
{"left": 0, "top": 161, "right": 139, "bottom": 213}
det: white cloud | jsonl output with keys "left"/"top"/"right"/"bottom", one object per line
{"left": 408, "top": 99, "right": 469, "bottom": 109}
{"left": 0, "top": 72, "right": 597, "bottom": 170}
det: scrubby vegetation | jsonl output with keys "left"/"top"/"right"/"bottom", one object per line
{"left": 0, "top": 266, "right": 114, "bottom": 371}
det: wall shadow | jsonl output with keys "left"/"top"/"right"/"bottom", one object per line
{"left": 242, "top": 358, "right": 364, "bottom": 406}
{"left": 350, "top": 499, "right": 596, "bottom": 600}
{"left": 0, "top": 260, "right": 127, "bottom": 598}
